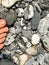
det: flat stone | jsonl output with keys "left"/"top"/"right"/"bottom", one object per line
{"left": 20, "top": 54, "right": 28, "bottom": 65}
{"left": 4, "top": 33, "right": 15, "bottom": 46}
{"left": 31, "top": 34, "right": 40, "bottom": 45}
{"left": 2, "top": 0, "right": 22, "bottom": 8}
{"left": 26, "top": 46, "right": 38, "bottom": 55}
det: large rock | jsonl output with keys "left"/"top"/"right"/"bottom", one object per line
{"left": 2, "top": 0, "right": 22, "bottom": 8}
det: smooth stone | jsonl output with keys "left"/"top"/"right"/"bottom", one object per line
{"left": 31, "top": 34, "right": 40, "bottom": 45}
{"left": 26, "top": 46, "right": 38, "bottom": 55}
{"left": 9, "top": 27, "right": 16, "bottom": 34}
{"left": 2, "top": 0, "right": 22, "bottom": 8}
{"left": 0, "top": 10, "right": 16, "bottom": 26}
{"left": 20, "top": 54, "right": 28, "bottom": 65}
{"left": 24, "top": 5, "right": 34, "bottom": 20}
{"left": 38, "top": 16, "right": 49, "bottom": 35}
{"left": 31, "top": 11, "right": 40, "bottom": 30}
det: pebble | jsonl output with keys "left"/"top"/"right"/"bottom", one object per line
{"left": 26, "top": 46, "right": 38, "bottom": 55}
{"left": 31, "top": 11, "right": 40, "bottom": 30}
{"left": 22, "top": 30, "right": 32, "bottom": 40}
{"left": 2, "top": 0, "right": 22, "bottom": 8}
{"left": 0, "top": 10, "right": 16, "bottom": 26}
{"left": 25, "top": 57, "right": 35, "bottom": 65}
{"left": 9, "top": 27, "right": 16, "bottom": 34}
{"left": 31, "top": 34, "right": 40, "bottom": 45}
{"left": 38, "top": 15, "right": 49, "bottom": 35}
{"left": 20, "top": 54, "right": 28, "bottom": 65}
{"left": 4, "top": 33, "right": 15, "bottom": 45}
{"left": 16, "top": 8, "right": 24, "bottom": 17}
{"left": 24, "top": 5, "right": 34, "bottom": 20}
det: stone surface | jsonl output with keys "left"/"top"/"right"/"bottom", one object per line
{"left": 31, "top": 34, "right": 40, "bottom": 45}
{"left": 26, "top": 46, "right": 38, "bottom": 55}
{"left": 20, "top": 54, "right": 28, "bottom": 65}
{"left": 42, "top": 35, "right": 49, "bottom": 51}
{"left": 2, "top": 0, "right": 22, "bottom": 8}
{"left": 24, "top": 5, "right": 34, "bottom": 20}
{"left": 38, "top": 16, "right": 49, "bottom": 35}
{"left": 31, "top": 11, "right": 40, "bottom": 30}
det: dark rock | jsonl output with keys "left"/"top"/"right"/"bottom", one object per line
{"left": 31, "top": 11, "right": 40, "bottom": 30}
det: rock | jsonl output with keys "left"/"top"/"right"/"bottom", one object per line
{"left": 38, "top": 15, "right": 49, "bottom": 35}
{"left": 42, "top": 35, "right": 49, "bottom": 51}
{"left": 17, "top": 41, "right": 26, "bottom": 51}
{"left": 31, "top": 11, "right": 40, "bottom": 30}
{"left": 0, "top": 10, "right": 16, "bottom": 26}
{"left": 31, "top": 34, "right": 40, "bottom": 45}
{"left": 26, "top": 46, "right": 38, "bottom": 55}
{"left": 15, "top": 26, "right": 22, "bottom": 34}
{"left": 22, "top": 36, "right": 28, "bottom": 43}
{"left": 24, "top": 5, "right": 34, "bottom": 20}
{"left": 12, "top": 56, "right": 19, "bottom": 64}
{"left": 9, "top": 27, "right": 16, "bottom": 34}
{"left": 16, "top": 8, "right": 24, "bottom": 17}
{"left": 20, "top": 54, "right": 28, "bottom": 65}
{"left": 2, "top": 0, "right": 22, "bottom": 8}
{"left": 22, "top": 30, "right": 32, "bottom": 40}
{"left": 4, "top": 33, "right": 15, "bottom": 46}
{"left": 26, "top": 42, "right": 32, "bottom": 48}
{"left": 37, "top": 54, "right": 45, "bottom": 64}
{"left": 25, "top": 57, "right": 35, "bottom": 65}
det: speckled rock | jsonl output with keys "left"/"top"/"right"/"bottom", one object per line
{"left": 38, "top": 15, "right": 49, "bottom": 35}
{"left": 24, "top": 5, "right": 34, "bottom": 20}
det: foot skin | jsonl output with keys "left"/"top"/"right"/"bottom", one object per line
{"left": 0, "top": 19, "right": 8, "bottom": 50}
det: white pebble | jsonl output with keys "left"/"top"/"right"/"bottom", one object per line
{"left": 31, "top": 34, "right": 40, "bottom": 45}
